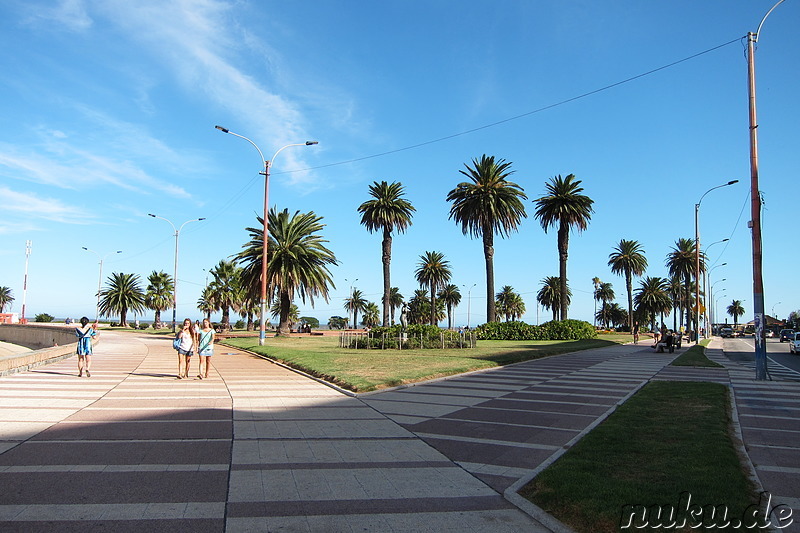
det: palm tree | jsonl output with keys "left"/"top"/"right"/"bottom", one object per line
{"left": 362, "top": 302, "right": 380, "bottom": 328}
{"left": 415, "top": 251, "right": 452, "bottom": 326}
{"left": 534, "top": 174, "right": 594, "bottom": 320}
{"left": 98, "top": 272, "right": 145, "bottom": 327}
{"left": 667, "top": 238, "right": 705, "bottom": 336}
{"left": 197, "top": 285, "right": 215, "bottom": 322}
{"left": 634, "top": 276, "right": 671, "bottom": 330}
{"left": 447, "top": 155, "right": 527, "bottom": 323}
{"left": 608, "top": 239, "right": 648, "bottom": 331}
{"left": 594, "top": 282, "right": 615, "bottom": 329}
{"left": 727, "top": 300, "right": 745, "bottom": 327}
{"left": 358, "top": 181, "right": 415, "bottom": 326}
{"left": 506, "top": 292, "right": 526, "bottom": 322}
{"left": 408, "top": 289, "right": 431, "bottom": 325}
{"left": 591, "top": 277, "right": 602, "bottom": 326}
{"left": 0, "top": 286, "right": 14, "bottom": 313}
{"left": 537, "top": 276, "right": 570, "bottom": 322}
{"left": 271, "top": 302, "right": 298, "bottom": 328}
{"left": 438, "top": 284, "right": 462, "bottom": 329}
{"left": 236, "top": 209, "right": 337, "bottom": 336}
{"left": 606, "top": 303, "right": 628, "bottom": 330}
{"left": 496, "top": 285, "right": 525, "bottom": 322}
{"left": 144, "top": 270, "right": 173, "bottom": 328}
{"left": 208, "top": 260, "right": 241, "bottom": 331}
{"left": 382, "top": 287, "right": 404, "bottom": 325}
{"left": 344, "top": 289, "right": 368, "bottom": 329}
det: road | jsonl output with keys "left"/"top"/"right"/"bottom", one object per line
{"left": 721, "top": 336, "right": 800, "bottom": 379}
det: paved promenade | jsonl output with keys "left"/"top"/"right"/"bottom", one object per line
{"left": 0, "top": 332, "right": 798, "bottom": 532}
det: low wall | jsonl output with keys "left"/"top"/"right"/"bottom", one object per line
{"left": 0, "top": 324, "right": 79, "bottom": 375}
{"left": 0, "top": 324, "right": 78, "bottom": 349}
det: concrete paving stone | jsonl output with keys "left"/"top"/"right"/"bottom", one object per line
{"left": 501, "top": 390, "right": 618, "bottom": 405}
{"left": 441, "top": 406, "right": 595, "bottom": 430}
{"left": 368, "top": 391, "right": 489, "bottom": 407}
{"left": 416, "top": 435, "right": 556, "bottom": 467}
{"left": 0, "top": 471, "right": 229, "bottom": 504}
{"left": 739, "top": 414, "right": 800, "bottom": 431}
{"left": 30, "top": 420, "right": 232, "bottom": 441}
{"left": 234, "top": 406, "right": 380, "bottom": 421}
{"left": 65, "top": 408, "right": 231, "bottom": 422}
{"left": 476, "top": 397, "right": 610, "bottom": 415}
{"left": 0, "top": 422, "right": 55, "bottom": 441}
{"left": 746, "top": 444, "right": 800, "bottom": 468}
{"left": 0, "top": 518, "right": 224, "bottom": 532}
{"left": 233, "top": 418, "right": 413, "bottom": 440}
{"left": 408, "top": 418, "right": 578, "bottom": 448}
{"left": 359, "top": 399, "right": 465, "bottom": 418}
{"left": 740, "top": 426, "right": 800, "bottom": 447}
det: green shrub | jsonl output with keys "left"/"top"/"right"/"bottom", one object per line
{"left": 139, "top": 323, "right": 150, "bottom": 330}
{"left": 34, "top": 313, "right": 54, "bottom": 322}
{"left": 475, "top": 319, "right": 596, "bottom": 341}
{"left": 234, "top": 320, "right": 245, "bottom": 330}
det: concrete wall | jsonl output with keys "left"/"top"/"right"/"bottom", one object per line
{"left": 0, "top": 325, "right": 78, "bottom": 375}
{"left": 0, "top": 324, "right": 78, "bottom": 349}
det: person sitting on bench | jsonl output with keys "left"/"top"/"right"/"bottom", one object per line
{"left": 654, "top": 330, "right": 678, "bottom": 353}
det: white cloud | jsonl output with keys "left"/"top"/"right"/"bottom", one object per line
{"left": 23, "top": 0, "right": 94, "bottom": 32}
{"left": 0, "top": 186, "right": 94, "bottom": 225}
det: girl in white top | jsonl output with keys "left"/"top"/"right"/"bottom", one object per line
{"left": 175, "top": 318, "right": 196, "bottom": 379}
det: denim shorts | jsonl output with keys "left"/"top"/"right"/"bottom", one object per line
{"left": 178, "top": 349, "right": 194, "bottom": 356}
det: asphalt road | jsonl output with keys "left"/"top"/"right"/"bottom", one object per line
{"left": 722, "top": 336, "right": 800, "bottom": 375}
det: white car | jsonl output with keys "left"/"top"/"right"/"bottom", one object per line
{"left": 790, "top": 333, "right": 800, "bottom": 354}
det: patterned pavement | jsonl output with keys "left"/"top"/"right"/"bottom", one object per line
{"left": 0, "top": 333, "right": 798, "bottom": 532}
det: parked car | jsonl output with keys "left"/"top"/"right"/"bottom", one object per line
{"left": 766, "top": 330, "right": 775, "bottom": 338}
{"left": 779, "top": 329, "right": 796, "bottom": 343}
{"left": 720, "top": 327, "right": 734, "bottom": 338}
{"left": 790, "top": 333, "right": 800, "bottom": 354}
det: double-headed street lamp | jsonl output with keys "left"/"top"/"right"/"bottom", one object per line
{"left": 215, "top": 125, "right": 318, "bottom": 345}
{"left": 694, "top": 181, "right": 738, "bottom": 341}
{"left": 82, "top": 247, "right": 122, "bottom": 322}
{"left": 708, "top": 274, "right": 726, "bottom": 331}
{"left": 148, "top": 214, "right": 205, "bottom": 332}
{"left": 462, "top": 283, "right": 476, "bottom": 329}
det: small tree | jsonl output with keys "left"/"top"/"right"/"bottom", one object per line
{"left": 727, "top": 300, "right": 745, "bottom": 327}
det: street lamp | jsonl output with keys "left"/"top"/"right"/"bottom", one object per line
{"left": 715, "top": 290, "right": 728, "bottom": 327}
{"left": 747, "top": 0, "right": 785, "bottom": 380}
{"left": 215, "top": 125, "right": 318, "bottom": 344}
{"left": 462, "top": 283, "right": 476, "bottom": 329}
{"left": 708, "top": 276, "right": 727, "bottom": 332}
{"left": 771, "top": 302, "right": 781, "bottom": 319}
{"left": 705, "top": 259, "right": 727, "bottom": 333}
{"left": 695, "top": 180, "right": 738, "bottom": 341}
{"left": 82, "top": 247, "right": 122, "bottom": 322}
{"left": 344, "top": 278, "right": 358, "bottom": 329}
{"left": 21, "top": 240, "right": 31, "bottom": 324}
{"left": 148, "top": 215, "right": 205, "bottom": 332}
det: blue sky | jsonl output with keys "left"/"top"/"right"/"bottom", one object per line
{"left": 1, "top": 0, "right": 797, "bottom": 327}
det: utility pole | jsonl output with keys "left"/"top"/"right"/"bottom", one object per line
{"left": 21, "top": 240, "right": 31, "bottom": 323}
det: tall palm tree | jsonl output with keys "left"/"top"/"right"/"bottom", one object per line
{"left": 727, "top": 300, "right": 745, "bottom": 327}
{"left": 382, "top": 287, "right": 404, "bottom": 325}
{"left": 98, "top": 272, "right": 145, "bottom": 327}
{"left": 415, "top": 251, "right": 452, "bottom": 326}
{"left": 534, "top": 174, "right": 594, "bottom": 320}
{"left": 344, "top": 289, "right": 368, "bottom": 329}
{"left": 358, "top": 181, "right": 415, "bottom": 326}
{"left": 666, "top": 275, "right": 683, "bottom": 332}
{"left": 438, "top": 284, "right": 462, "bottom": 330}
{"left": 506, "top": 293, "right": 526, "bottom": 322}
{"left": 594, "top": 282, "right": 615, "bottom": 329}
{"left": 144, "top": 270, "right": 173, "bottom": 328}
{"left": 537, "top": 276, "right": 570, "bottom": 322}
{"left": 0, "top": 287, "right": 14, "bottom": 313}
{"left": 606, "top": 303, "right": 628, "bottom": 330}
{"left": 496, "top": 285, "right": 525, "bottom": 322}
{"left": 236, "top": 209, "right": 337, "bottom": 336}
{"left": 208, "top": 260, "right": 241, "bottom": 331}
{"left": 591, "top": 277, "right": 602, "bottom": 326}
{"left": 608, "top": 239, "right": 648, "bottom": 331}
{"left": 447, "top": 155, "right": 527, "bottom": 323}
{"left": 634, "top": 276, "right": 671, "bottom": 330}
{"left": 667, "top": 238, "right": 705, "bottom": 336}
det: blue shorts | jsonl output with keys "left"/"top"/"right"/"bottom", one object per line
{"left": 178, "top": 349, "right": 194, "bottom": 356}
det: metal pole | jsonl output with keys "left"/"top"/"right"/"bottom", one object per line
{"left": 694, "top": 203, "right": 700, "bottom": 343}
{"left": 21, "top": 240, "right": 31, "bottom": 323}
{"left": 260, "top": 158, "right": 270, "bottom": 343}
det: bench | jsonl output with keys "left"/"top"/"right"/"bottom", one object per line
{"left": 654, "top": 334, "right": 682, "bottom": 353}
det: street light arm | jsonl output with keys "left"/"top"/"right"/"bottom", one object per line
{"left": 697, "top": 180, "right": 739, "bottom": 207}
{"left": 270, "top": 142, "right": 319, "bottom": 166}
{"left": 148, "top": 213, "right": 177, "bottom": 233}
{"left": 755, "top": 0, "right": 786, "bottom": 41}
{"left": 178, "top": 217, "right": 206, "bottom": 233}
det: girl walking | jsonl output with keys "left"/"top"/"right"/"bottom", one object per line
{"left": 75, "top": 316, "right": 97, "bottom": 377}
{"left": 196, "top": 318, "right": 215, "bottom": 379}
{"left": 175, "top": 318, "right": 196, "bottom": 379}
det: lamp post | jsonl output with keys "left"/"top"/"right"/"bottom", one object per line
{"left": 344, "top": 278, "right": 358, "bottom": 329}
{"left": 708, "top": 275, "right": 726, "bottom": 333}
{"left": 148, "top": 215, "right": 205, "bottom": 333}
{"left": 704, "top": 253, "right": 727, "bottom": 335}
{"left": 747, "top": 0, "right": 785, "bottom": 380}
{"left": 21, "top": 240, "right": 31, "bottom": 324}
{"left": 216, "top": 125, "right": 318, "bottom": 344}
{"left": 715, "top": 290, "right": 727, "bottom": 326}
{"left": 82, "top": 248, "right": 122, "bottom": 322}
{"left": 694, "top": 181, "right": 738, "bottom": 342}
{"left": 462, "top": 283, "right": 476, "bottom": 329}
{"left": 771, "top": 302, "right": 781, "bottom": 320}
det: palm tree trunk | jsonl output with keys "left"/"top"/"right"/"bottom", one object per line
{"left": 483, "top": 227, "right": 495, "bottom": 323}
{"left": 381, "top": 228, "right": 392, "bottom": 327}
{"left": 625, "top": 271, "right": 633, "bottom": 331}
{"left": 552, "top": 308, "right": 558, "bottom": 322}
{"left": 277, "top": 291, "right": 291, "bottom": 336}
{"left": 120, "top": 308, "right": 128, "bottom": 328}
{"left": 429, "top": 283, "right": 436, "bottom": 326}
{"left": 447, "top": 304, "right": 453, "bottom": 330}
{"left": 154, "top": 310, "right": 161, "bottom": 327}
{"left": 558, "top": 222, "right": 569, "bottom": 321}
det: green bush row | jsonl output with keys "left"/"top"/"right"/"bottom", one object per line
{"left": 475, "top": 319, "right": 596, "bottom": 341}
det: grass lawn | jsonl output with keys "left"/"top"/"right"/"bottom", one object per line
{"left": 220, "top": 333, "right": 632, "bottom": 392}
{"left": 520, "top": 381, "right": 760, "bottom": 532}
{"left": 671, "top": 338, "right": 723, "bottom": 368}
